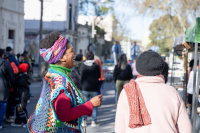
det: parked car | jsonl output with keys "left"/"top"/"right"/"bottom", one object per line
{"left": 102, "top": 59, "right": 115, "bottom": 81}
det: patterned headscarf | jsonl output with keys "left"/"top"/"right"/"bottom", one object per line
{"left": 40, "top": 35, "right": 67, "bottom": 64}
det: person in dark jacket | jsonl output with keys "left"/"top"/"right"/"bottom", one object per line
{"left": 20, "top": 53, "right": 33, "bottom": 98}
{"left": 21, "top": 53, "right": 32, "bottom": 77}
{"left": 161, "top": 57, "right": 169, "bottom": 83}
{"left": 80, "top": 51, "right": 101, "bottom": 127}
{"left": 11, "top": 63, "right": 30, "bottom": 128}
{"left": 71, "top": 69, "right": 81, "bottom": 90}
{"left": 5, "top": 47, "right": 19, "bottom": 67}
{"left": 0, "top": 49, "right": 15, "bottom": 130}
{"left": 113, "top": 54, "right": 133, "bottom": 101}
{"left": 74, "top": 54, "right": 83, "bottom": 79}
{"left": 4, "top": 54, "right": 18, "bottom": 123}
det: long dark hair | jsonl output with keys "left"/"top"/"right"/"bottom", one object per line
{"left": 118, "top": 54, "right": 127, "bottom": 70}
{"left": 21, "top": 53, "right": 29, "bottom": 62}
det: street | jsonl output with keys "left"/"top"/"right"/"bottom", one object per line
{"left": 2, "top": 81, "right": 116, "bottom": 133}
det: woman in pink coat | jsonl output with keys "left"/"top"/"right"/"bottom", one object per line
{"left": 115, "top": 51, "right": 191, "bottom": 133}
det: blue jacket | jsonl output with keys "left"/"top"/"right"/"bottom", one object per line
{"left": 5, "top": 52, "right": 19, "bottom": 67}
{"left": 112, "top": 44, "right": 121, "bottom": 54}
{"left": 131, "top": 44, "right": 140, "bottom": 56}
{"left": 150, "top": 46, "right": 160, "bottom": 53}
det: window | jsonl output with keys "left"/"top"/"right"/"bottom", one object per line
{"left": 8, "top": 30, "right": 14, "bottom": 39}
{"left": 80, "top": 49, "right": 82, "bottom": 54}
{"left": 8, "top": 30, "right": 14, "bottom": 49}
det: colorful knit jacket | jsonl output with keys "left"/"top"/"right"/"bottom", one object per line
{"left": 26, "top": 64, "right": 84, "bottom": 133}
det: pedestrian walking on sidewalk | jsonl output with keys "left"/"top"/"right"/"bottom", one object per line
{"left": 0, "top": 49, "right": 15, "bottom": 130}
{"left": 4, "top": 53, "right": 18, "bottom": 123}
{"left": 71, "top": 68, "right": 81, "bottom": 90}
{"left": 11, "top": 63, "right": 30, "bottom": 128}
{"left": 94, "top": 56, "right": 105, "bottom": 95}
{"left": 21, "top": 53, "right": 33, "bottom": 99}
{"left": 131, "top": 57, "right": 139, "bottom": 80}
{"left": 4, "top": 47, "right": 20, "bottom": 123}
{"left": 80, "top": 51, "right": 101, "bottom": 127}
{"left": 115, "top": 51, "right": 191, "bottom": 133}
{"left": 27, "top": 31, "right": 102, "bottom": 132}
{"left": 5, "top": 46, "right": 20, "bottom": 67}
{"left": 188, "top": 59, "right": 194, "bottom": 81}
{"left": 74, "top": 54, "right": 83, "bottom": 79}
{"left": 21, "top": 53, "right": 32, "bottom": 77}
{"left": 29, "top": 55, "right": 35, "bottom": 68}
{"left": 150, "top": 43, "right": 160, "bottom": 53}
{"left": 112, "top": 41, "right": 121, "bottom": 65}
{"left": 130, "top": 41, "right": 140, "bottom": 63}
{"left": 113, "top": 54, "right": 133, "bottom": 101}
{"left": 162, "top": 56, "right": 169, "bottom": 83}
{"left": 187, "top": 61, "right": 199, "bottom": 105}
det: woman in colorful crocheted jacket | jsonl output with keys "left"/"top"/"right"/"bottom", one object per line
{"left": 26, "top": 31, "right": 102, "bottom": 133}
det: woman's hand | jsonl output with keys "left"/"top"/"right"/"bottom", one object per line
{"left": 90, "top": 95, "right": 102, "bottom": 107}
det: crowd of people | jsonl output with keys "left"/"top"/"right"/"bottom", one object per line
{"left": 0, "top": 31, "right": 192, "bottom": 133}
{"left": 0, "top": 47, "right": 34, "bottom": 129}
{"left": 112, "top": 41, "right": 191, "bottom": 132}
{"left": 112, "top": 41, "right": 169, "bottom": 102}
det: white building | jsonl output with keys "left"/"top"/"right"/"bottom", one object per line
{"left": 120, "top": 38, "right": 131, "bottom": 60}
{"left": 77, "top": 23, "right": 106, "bottom": 61}
{"left": 78, "top": 15, "right": 113, "bottom": 61}
{"left": 24, "top": 0, "right": 78, "bottom": 63}
{"left": 77, "top": 23, "right": 91, "bottom": 55}
{"left": 141, "top": 31, "right": 151, "bottom": 51}
{"left": 0, "top": 0, "right": 24, "bottom": 54}
{"left": 78, "top": 15, "right": 113, "bottom": 42}
{"left": 120, "top": 39, "right": 142, "bottom": 61}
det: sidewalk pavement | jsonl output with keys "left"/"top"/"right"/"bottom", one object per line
{"left": 2, "top": 81, "right": 116, "bottom": 133}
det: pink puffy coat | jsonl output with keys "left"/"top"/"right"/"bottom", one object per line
{"left": 115, "top": 76, "right": 191, "bottom": 133}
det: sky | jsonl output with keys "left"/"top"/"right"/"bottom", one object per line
{"left": 125, "top": 17, "right": 154, "bottom": 40}
{"left": 114, "top": 0, "right": 156, "bottom": 41}
{"left": 79, "top": 0, "right": 156, "bottom": 41}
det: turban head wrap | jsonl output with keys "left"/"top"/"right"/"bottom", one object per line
{"left": 40, "top": 35, "right": 67, "bottom": 64}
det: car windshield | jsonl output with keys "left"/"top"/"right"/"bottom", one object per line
{"left": 105, "top": 60, "right": 114, "bottom": 64}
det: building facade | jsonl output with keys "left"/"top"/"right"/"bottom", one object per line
{"left": 77, "top": 23, "right": 91, "bottom": 56}
{"left": 78, "top": 15, "right": 113, "bottom": 61}
{"left": 0, "top": 0, "right": 24, "bottom": 54}
{"left": 78, "top": 15, "right": 113, "bottom": 42}
{"left": 24, "top": 0, "right": 78, "bottom": 63}
{"left": 120, "top": 39, "right": 142, "bottom": 61}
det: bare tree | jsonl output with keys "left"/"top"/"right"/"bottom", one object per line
{"left": 122, "top": 0, "right": 200, "bottom": 31}
{"left": 79, "top": 0, "right": 114, "bottom": 25}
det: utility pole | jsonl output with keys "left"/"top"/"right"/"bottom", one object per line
{"left": 92, "top": 6, "right": 96, "bottom": 54}
{"left": 38, "top": 0, "right": 43, "bottom": 77}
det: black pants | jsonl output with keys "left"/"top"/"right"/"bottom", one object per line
{"left": 6, "top": 92, "right": 15, "bottom": 118}
{"left": 15, "top": 107, "right": 28, "bottom": 124}
{"left": 188, "top": 94, "right": 193, "bottom": 104}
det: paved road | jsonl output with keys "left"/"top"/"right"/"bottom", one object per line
{"left": 2, "top": 81, "right": 116, "bottom": 133}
